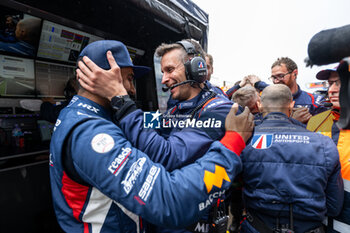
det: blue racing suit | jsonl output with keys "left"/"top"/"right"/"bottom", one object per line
{"left": 205, "top": 81, "right": 229, "bottom": 100}
{"left": 49, "top": 95, "right": 245, "bottom": 233}
{"left": 240, "top": 112, "right": 344, "bottom": 233}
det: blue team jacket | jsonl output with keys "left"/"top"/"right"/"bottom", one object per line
{"left": 240, "top": 112, "right": 344, "bottom": 233}
{"left": 167, "top": 81, "right": 229, "bottom": 109}
{"left": 49, "top": 95, "right": 243, "bottom": 233}
{"left": 254, "top": 82, "right": 327, "bottom": 116}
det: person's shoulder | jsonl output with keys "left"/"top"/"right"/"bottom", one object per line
{"left": 314, "top": 132, "right": 339, "bottom": 158}
{"left": 301, "top": 89, "right": 325, "bottom": 105}
{"left": 201, "top": 95, "right": 232, "bottom": 112}
{"left": 72, "top": 116, "right": 123, "bottom": 144}
{"left": 308, "top": 128, "right": 334, "bottom": 144}
{"left": 307, "top": 109, "right": 332, "bottom": 131}
{"left": 288, "top": 117, "right": 307, "bottom": 128}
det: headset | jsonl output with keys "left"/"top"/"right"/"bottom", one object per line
{"left": 176, "top": 40, "right": 208, "bottom": 83}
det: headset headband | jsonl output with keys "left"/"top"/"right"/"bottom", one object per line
{"left": 176, "top": 40, "right": 197, "bottom": 55}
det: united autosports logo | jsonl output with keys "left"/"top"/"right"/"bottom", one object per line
{"left": 251, "top": 134, "right": 273, "bottom": 149}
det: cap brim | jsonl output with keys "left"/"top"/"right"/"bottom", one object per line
{"left": 316, "top": 68, "right": 337, "bottom": 80}
{"left": 133, "top": 65, "right": 151, "bottom": 79}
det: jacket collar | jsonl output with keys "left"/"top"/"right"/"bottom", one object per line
{"left": 331, "top": 109, "right": 340, "bottom": 121}
{"left": 175, "top": 89, "right": 212, "bottom": 111}
{"left": 68, "top": 95, "right": 112, "bottom": 120}
{"left": 263, "top": 112, "right": 290, "bottom": 121}
{"left": 292, "top": 85, "right": 302, "bottom": 99}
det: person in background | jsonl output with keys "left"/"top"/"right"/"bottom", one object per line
{"left": 40, "top": 77, "right": 78, "bottom": 123}
{"left": 205, "top": 53, "right": 214, "bottom": 81}
{"left": 226, "top": 74, "right": 260, "bottom": 99}
{"left": 0, "top": 17, "right": 41, "bottom": 56}
{"left": 239, "top": 84, "right": 343, "bottom": 233}
{"left": 245, "top": 57, "right": 328, "bottom": 124}
{"left": 203, "top": 53, "right": 229, "bottom": 99}
{"left": 230, "top": 86, "right": 261, "bottom": 232}
{"left": 307, "top": 67, "right": 350, "bottom": 232}
{"left": 0, "top": 15, "right": 17, "bottom": 42}
{"left": 51, "top": 39, "right": 254, "bottom": 232}
{"left": 231, "top": 86, "right": 260, "bottom": 115}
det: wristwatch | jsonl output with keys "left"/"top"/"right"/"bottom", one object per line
{"left": 111, "top": 95, "right": 132, "bottom": 111}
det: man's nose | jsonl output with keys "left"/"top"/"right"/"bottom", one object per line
{"left": 128, "top": 83, "right": 136, "bottom": 96}
{"left": 328, "top": 83, "right": 339, "bottom": 93}
{"left": 161, "top": 73, "right": 169, "bottom": 84}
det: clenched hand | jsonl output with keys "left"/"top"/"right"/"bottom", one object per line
{"left": 225, "top": 103, "right": 254, "bottom": 142}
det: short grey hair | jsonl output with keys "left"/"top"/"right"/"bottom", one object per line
{"left": 260, "top": 84, "right": 292, "bottom": 111}
{"left": 155, "top": 39, "right": 205, "bottom": 63}
{"left": 232, "top": 86, "right": 259, "bottom": 108}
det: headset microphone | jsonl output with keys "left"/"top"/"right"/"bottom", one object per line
{"left": 162, "top": 80, "right": 197, "bottom": 92}
{"left": 162, "top": 86, "right": 170, "bottom": 92}
{"left": 323, "top": 102, "right": 333, "bottom": 107}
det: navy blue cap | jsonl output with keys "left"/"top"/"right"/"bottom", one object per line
{"left": 316, "top": 66, "right": 338, "bottom": 80}
{"left": 79, "top": 40, "right": 151, "bottom": 78}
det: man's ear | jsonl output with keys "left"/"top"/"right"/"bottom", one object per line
{"left": 287, "top": 100, "right": 295, "bottom": 117}
{"left": 290, "top": 100, "right": 295, "bottom": 109}
{"left": 293, "top": 69, "right": 298, "bottom": 80}
{"left": 257, "top": 99, "right": 263, "bottom": 112}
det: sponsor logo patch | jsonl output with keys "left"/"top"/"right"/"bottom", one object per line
{"left": 295, "top": 104, "right": 309, "bottom": 109}
{"left": 53, "top": 119, "right": 61, "bottom": 131}
{"left": 138, "top": 165, "right": 160, "bottom": 201}
{"left": 91, "top": 133, "right": 115, "bottom": 153}
{"left": 77, "top": 103, "right": 100, "bottom": 113}
{"left": 67, "top": 96, "right": 78, "bottom": 107}
{"left": 194, "top": 222, "right": 209, "bottom": 233}
{"left": 122, "top": 157, "right": 146, "bottom": 194}
{"left": 198, "top": 61, "right": 204, "bottom": 68}
{"left": 203, "top": 165, "right": 230, "bottom": 193}
{"left": 108, "top": 147, "right": 131, "bottom": 176}
{"left": 315, "top": 95, "right": 323, "bottom": 105}
{"left": 49, "top": 153, "right": 53, "bottom": 167}
{"left": 77, "top": 111, "right": 94, "bottom": 118}
{"left": 251, "top": 134, "right": 273, "bottom": 149}
{"left": 274, "top": 134, "right": 310, "bottom": 144}
{"left": 198, "top": 190, "right": 225, "bottom": 211}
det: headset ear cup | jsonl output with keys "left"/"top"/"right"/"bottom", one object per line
{"left": 184, "top": 61, "right": 192, "bottom": 80}
{"left": 189, "top": 56, "right": 207, "bottom": 83}
{"left": 176, "top": 40, "right": 207, "bottom": 83}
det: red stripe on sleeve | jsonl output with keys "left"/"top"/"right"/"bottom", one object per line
{"left": 62, "top": 172, "right": 90, "bottom": 223}
{"left": 220, "top": 131, "right": 245, "bottom": 156}
{"left": 220, "top": 131, "right": 246, "bottom": 156}
{"left": 307, "top": 93, "right": 318, "bottom": 108}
